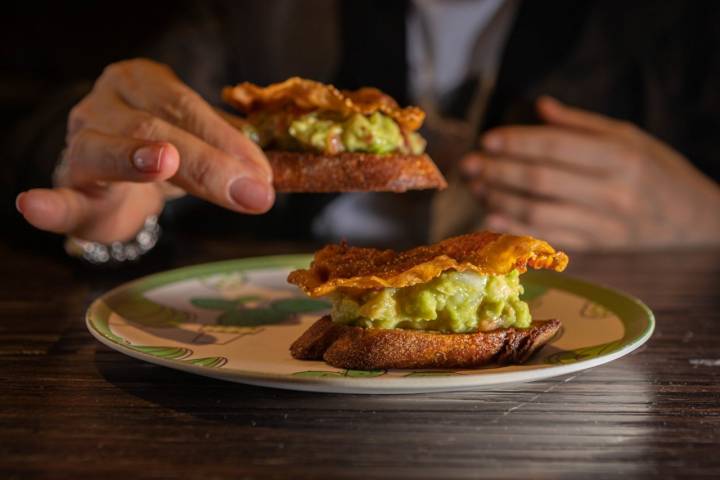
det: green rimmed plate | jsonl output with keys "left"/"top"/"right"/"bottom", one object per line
{"left": 86, "top": 254, "right": 654, "bottom": 394}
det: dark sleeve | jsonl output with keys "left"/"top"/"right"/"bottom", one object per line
{"left": 635, "top": 1, "right": 720, "bottom": 183}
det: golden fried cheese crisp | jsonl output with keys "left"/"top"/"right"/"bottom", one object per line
{"left": 222, "top": 77, "right": 425, "bottom": 131}
{"left": 288, "top": 232, "right": 569, "bottom": 297}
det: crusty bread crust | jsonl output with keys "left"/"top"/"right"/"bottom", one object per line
{"left": 290, "top": 316, "right": 561, "bottom": 370}
{"left": 266, "top": 151, "right": 447, "bottom": 193}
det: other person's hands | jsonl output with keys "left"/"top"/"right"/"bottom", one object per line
{"left": 16, "top": 58, "right": 274, "bottom": 243}
{"left": 461, "top": 97, "right": 720, "bottom": 249}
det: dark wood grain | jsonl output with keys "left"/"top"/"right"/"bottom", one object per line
{"left": 1, "top": 234, "right": 719, "bottom": 480}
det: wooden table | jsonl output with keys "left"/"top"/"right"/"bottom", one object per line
{"left": 1, "top": 234, "right": 719, "bottom": 479}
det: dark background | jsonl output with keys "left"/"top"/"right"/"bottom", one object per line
{"left": 2, "top": 2, "right": 183, "bottom": 133}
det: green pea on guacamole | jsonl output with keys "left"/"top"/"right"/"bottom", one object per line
{"left": 330, "top": 270, "right": 531, "bottom": 333}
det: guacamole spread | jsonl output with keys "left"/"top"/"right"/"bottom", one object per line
{"left": 242, "top": 111, "right": 426, "bottom": 155}
{"left": 330, "top": 270, "right": 531, "bottom": 333}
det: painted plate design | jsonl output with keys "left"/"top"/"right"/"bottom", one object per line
{"left": 86, "top": 255, "right": 654, "bottom": 394}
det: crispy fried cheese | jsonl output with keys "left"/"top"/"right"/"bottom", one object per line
{"left": 288, "top": 232, "right": 568, "bottom": 297}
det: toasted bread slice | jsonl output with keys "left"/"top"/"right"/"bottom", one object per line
{"left": 267, "top": 151, "right": 447, "bottom": 193}
{"left": 291, "top": 316, "right": 561, "bottom": 370}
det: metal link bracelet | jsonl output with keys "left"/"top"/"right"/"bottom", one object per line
{"left": 64, "top": 215, "right": 161, "bottom": 265}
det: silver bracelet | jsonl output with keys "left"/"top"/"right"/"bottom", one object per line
{"left": 64, "top": 215, "right": 161, "bottom": 264}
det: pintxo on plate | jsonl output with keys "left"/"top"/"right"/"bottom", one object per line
{"left": 288, "top": 232, "right": 569, "bottom": 369}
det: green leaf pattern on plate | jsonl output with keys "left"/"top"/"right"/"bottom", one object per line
{"left": 191, "top": 296, "right": 260, "bottom": 310}
{"left": 202, "top": 325, "right": 265, "bottom": 334}
{"left": 270, "top": 298, "right": 331, "bottom": 313}
{"left": 192, "top": 295, "right": 329, "bottom": 328}
{"left": 545, "top": 340, "right": 624, "bottom": 365}
{"left": 184, "top": 356, "right": 228, "bottom": 368}
{"left": 217, "top": 308, "right": 287, "bottom": 326}
{"left": 106, "top": 291, "right": 192, "bottom": 328}
{"left": 131, "top": 345, "right": 192, "bottom": 359}
{"left": 129, "top": 346, "right": 228, "bottom": 368}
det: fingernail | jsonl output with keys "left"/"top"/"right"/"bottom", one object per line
{"left": 229, "top": 177, "right": 274, "bottom": 212}
{"left": 482, "top": 134, "right": 503, "bottom": 152}
{"left": 15, "top": 192, "right": 25, "bottom": 214}
{"left": 132, "top": 144, "right": 164, "bottom": 173}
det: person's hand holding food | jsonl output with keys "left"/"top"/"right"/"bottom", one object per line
{"left": 15, "top": 58, "right": 275, "bottom": 244}
{"left": 461, "top": 97, "right": 720, "bottom": 249}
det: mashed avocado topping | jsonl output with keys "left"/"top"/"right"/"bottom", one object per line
{"left": 242, "top": 111, "right": 426, "bottom": 155}
{"left": 330, "top": 270, "right": 531, "bottom": 333}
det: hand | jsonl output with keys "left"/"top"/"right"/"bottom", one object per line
{"left": 461, "top": 96, "right": 720, "bottom": 249}
{"left": 15, "top": 58, "right": 274, "bottom": 243}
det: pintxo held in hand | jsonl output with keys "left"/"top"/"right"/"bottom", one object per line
{"left": 223, "top": 77, "right": 447, "bottom": 193}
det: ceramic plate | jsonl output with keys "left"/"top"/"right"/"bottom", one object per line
{"left": 86, "top": 255, "right": 654, "bottom": 394}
